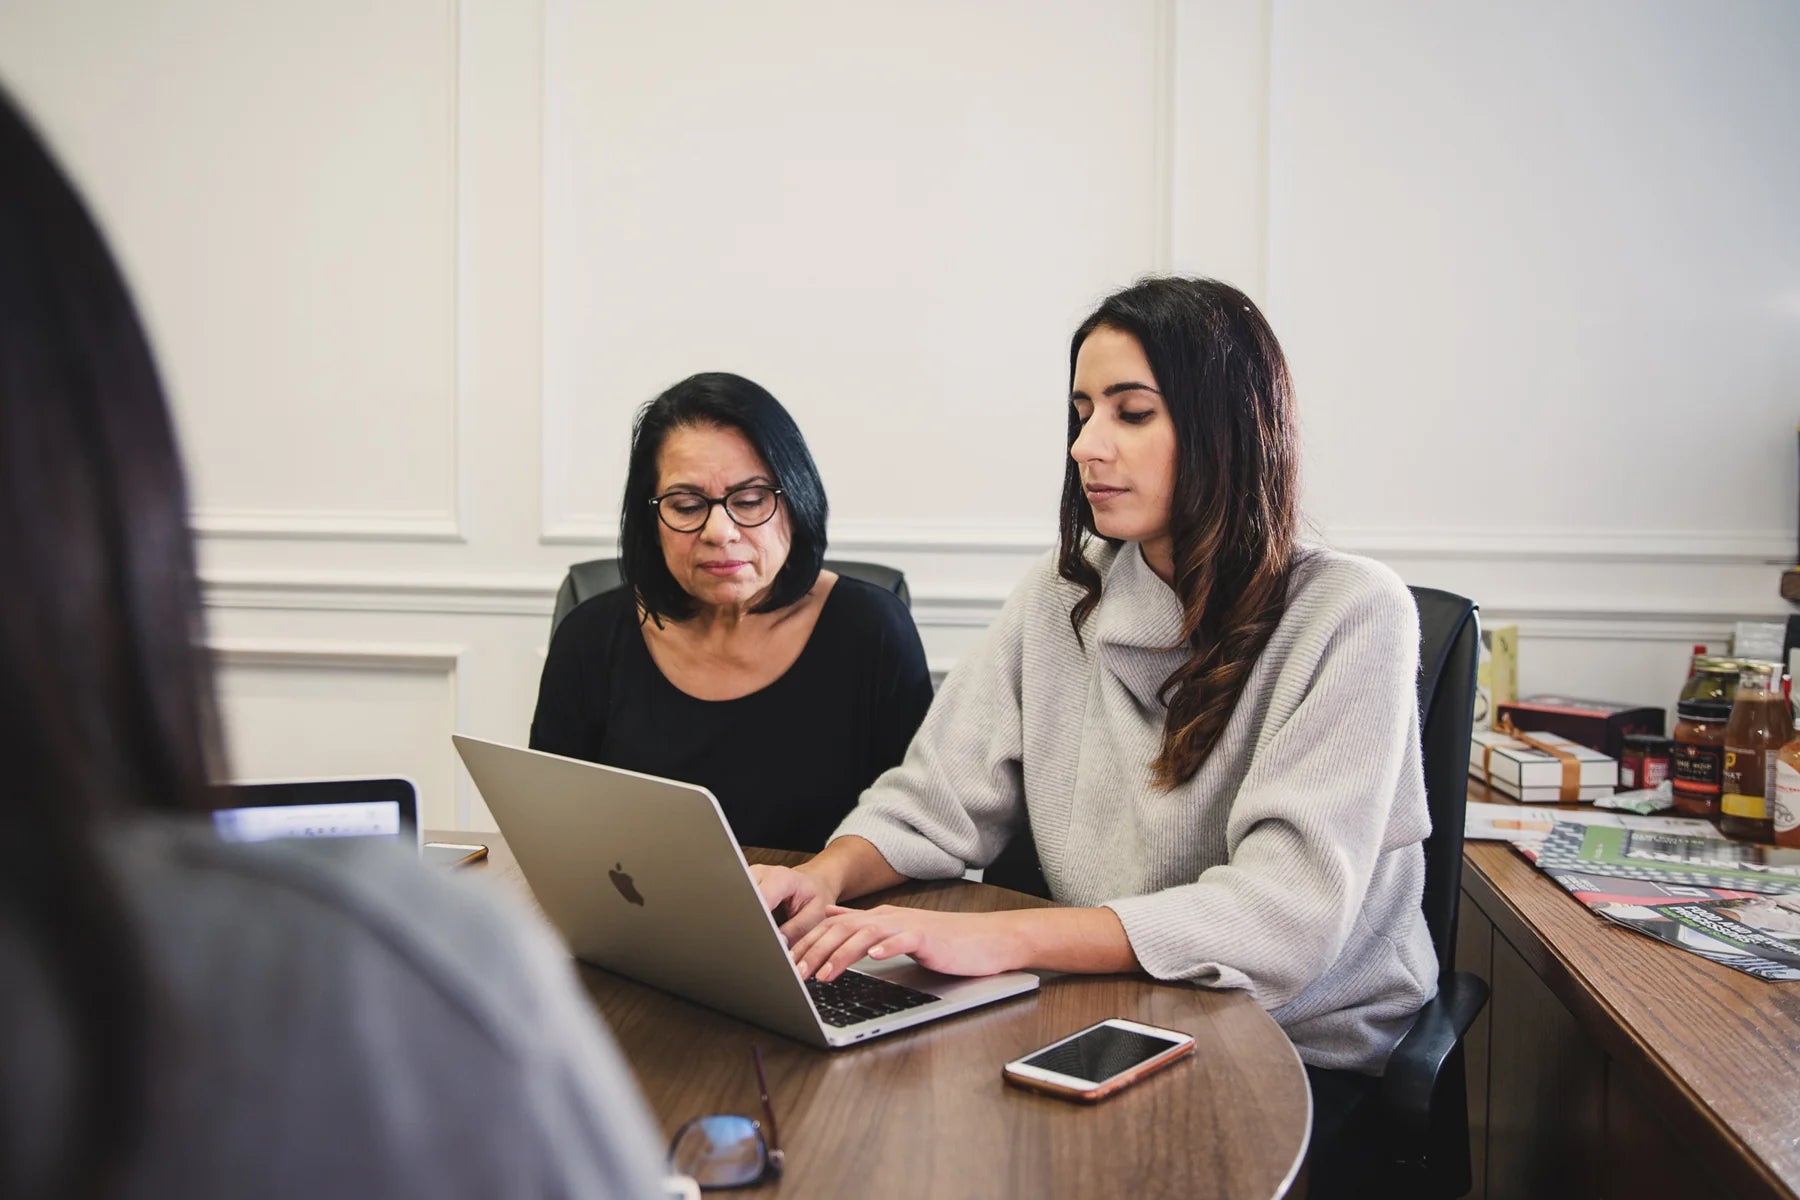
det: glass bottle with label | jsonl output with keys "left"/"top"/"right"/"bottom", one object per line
{"left": 1775, "top": 712, "right": 1800, "bottom": 849}
{"left": 1720, "top": 664, "right": 1790, "bottom": 842}
{"left": 1672, "top": 699, "right": 1732, "bottom": 818}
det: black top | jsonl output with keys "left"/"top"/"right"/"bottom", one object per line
{"left": 529, "top": 577, "right": 935, "bottom": 852}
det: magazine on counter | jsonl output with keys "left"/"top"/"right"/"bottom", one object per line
{"left": 1527, "top": 822, "right": 1800, "bottom": 895}
{"left": 1591, "top": 896, "right": 1800, "bottom": 982}
{"left": 1516, "top": 859, "right": 1800, "bottom": 980}
{"left": 1505, "top": 825, "right": 1800, "bottom": 980}
{"left": 1465, "top": 802, "right": 1724, "bottom": 848}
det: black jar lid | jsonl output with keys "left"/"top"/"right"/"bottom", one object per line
{"left": 1622, "top": 732, "right": 1672, "bottom": 752}
{"left": 1677, "top": 699, "right": 1731, "bottom": 722}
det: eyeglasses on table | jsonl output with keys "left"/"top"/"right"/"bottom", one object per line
{"left": 667, "top": 1044, "right": 785, "bottom": 1190}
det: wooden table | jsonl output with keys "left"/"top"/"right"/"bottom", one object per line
{"left": 436, "top": 831, "right": 1311, "bottom": 1200}
{"left": 1455, "top": 782, "right": 1800, "bottom": 1200}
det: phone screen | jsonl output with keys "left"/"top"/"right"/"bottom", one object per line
{"left": 1021, "top": 1025, "right": 1185, "bottom": 1085}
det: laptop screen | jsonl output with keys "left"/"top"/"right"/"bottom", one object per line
{"left": 210, "top": 778, "right": 419, "bottom": 846}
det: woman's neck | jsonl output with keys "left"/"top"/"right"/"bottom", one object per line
{"left": 685, "top": 599, "right": 765, "bottom": 638}
{"left": 1140, "top": 536, "right": 1176, "bottom": 588}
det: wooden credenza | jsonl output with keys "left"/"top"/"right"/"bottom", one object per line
{"left": 1456, "top": 781, "right": 1800, "bottom": 1200}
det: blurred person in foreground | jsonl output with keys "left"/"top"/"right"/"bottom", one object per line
{"left": 0, "top": 85, "right": 666, "bottom": 1199}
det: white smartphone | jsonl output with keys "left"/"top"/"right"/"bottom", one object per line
{"left": 1002, "top": 1017, "right": 1195, "bottom": 1102}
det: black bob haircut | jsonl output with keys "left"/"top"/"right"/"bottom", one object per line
{"left": 618, "top": 372, "right": 829, "bottom": 622}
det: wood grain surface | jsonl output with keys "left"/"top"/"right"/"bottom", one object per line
{"left": 435, "top": 832, "right": 1311, "bottom": 1199}
{"left": 1458, "top": 783, "right": 1800, "bottom": 1200}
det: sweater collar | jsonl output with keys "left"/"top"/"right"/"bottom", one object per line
{"left": 1091, "top": 543, "right": 1189, "bottom": 712}
{"left": 1093, "top": 541, "right": 1186, "bottom": 651}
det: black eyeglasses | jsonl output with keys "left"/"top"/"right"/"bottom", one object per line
{"left": 667, "top": 1045, "right": 785, "bottom": 1190}
{"left": 648, "top": 485, "right": 783, "bottom": 533}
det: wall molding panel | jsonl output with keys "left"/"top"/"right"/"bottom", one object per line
{"left": 208, "top": 636, "right": 473, "bottom": 826}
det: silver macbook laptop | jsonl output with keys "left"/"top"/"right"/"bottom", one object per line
{"left": 451, "top": 735, "right": 1039, "bottom": 1049}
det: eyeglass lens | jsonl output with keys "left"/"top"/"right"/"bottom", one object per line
{"left": 656, "top": 487, "right": 777, "bottom": 532}
{"left": 669, "top": 1114, "right": 768, "bottom": 1189}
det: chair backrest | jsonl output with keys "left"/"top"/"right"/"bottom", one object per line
{"left": 1408, "top": 586, "right": 1481, "bottom": 978}
{"left": 550, "top": 557, "right": 912, "bottom": 637}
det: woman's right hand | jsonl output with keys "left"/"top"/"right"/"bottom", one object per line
{"left": 750, "top": 863, "right": 841, "bottom": 945}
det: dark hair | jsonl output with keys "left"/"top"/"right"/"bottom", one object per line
{"left": 1058, "top": 277, "right": 1298, "bottom": 789}
{"left": 618, "top": 372, "right": 828, "bottom": 622}
{"left": 0, "top": 87, "right": 224, "bottom": 1195}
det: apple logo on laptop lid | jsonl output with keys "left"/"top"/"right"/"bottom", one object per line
{"left": 609, "top": 862, "right": 645, "bottom": 907}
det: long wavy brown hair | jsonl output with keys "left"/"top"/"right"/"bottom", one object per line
{"left": 1058, "top": 277, "right": 1298, "bottom": 788}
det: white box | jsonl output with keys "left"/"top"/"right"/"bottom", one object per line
{"left": 1470, "top": 730, "right": 1616, "bottom": 804}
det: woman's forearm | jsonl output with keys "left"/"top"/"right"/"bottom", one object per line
{"left": 999, "top": 905, "right": 1141, "bottom": 975}
{"left": 807, "top": 834, "right": 909, "bottom": 901}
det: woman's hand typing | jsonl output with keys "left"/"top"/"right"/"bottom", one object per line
{"left": 788, "top": 906, "right": 1023, "bottom": 981}
{"left": 749, "top": 862, "right": 841, "bottom": 944}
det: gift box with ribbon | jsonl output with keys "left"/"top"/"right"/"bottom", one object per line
{"left": 1493, "top": 696, "right": 1665, "bottom": 761}
{"left": 1470, "top": 721, "right": 1618, "bottom": 803}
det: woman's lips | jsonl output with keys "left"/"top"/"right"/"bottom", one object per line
{"left": 1085, "top": 486, "right": 1127, "bottom": 504}
{"left": 699, "top": 561, "right": 749, "bottom": 575}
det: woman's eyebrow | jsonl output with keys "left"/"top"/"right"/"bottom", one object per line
{"left": 660, "top": 474, "right": 773, "bottom": 492}
{"left": 1068, "top": 381, "right": 1162, "bottom": 401}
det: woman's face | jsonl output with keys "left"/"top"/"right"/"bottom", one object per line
{"left": 1070, "top": 325, "right": 1178, "bottom": 564}
{"left": 653, "top": 423, "right": 793, "bottom": 612}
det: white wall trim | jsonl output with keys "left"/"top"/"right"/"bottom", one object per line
{"left": 1326, "top": 526, "right": 1791, "bottom": 565}
{"left": 1150, "top": 0, "right": 1177, "bottom": 271}
{"left": 1494, "top": 615, "right": 1739, "bottom": 644}
{"left": 201, "top": 566, "right": 1779, "bottom": 632}
{"left": 193, "top": 510, "right": 467, "bottom": 542}
{"left": 544, "top": 516, "right": 1789, "bottom": 566}
{"left": 208, "top": 637, "right": 466, "bottom": 673}
{"left": 204, "top": 570, "right": 556, "bottom": 617}
{"left": 541, "top": 516, "right": 1059, "bottom": 555}
{"left": 449, "top": 0, "right": 471, "bottom": 542}
{"left": 201, "top": 566, "right": 1017, "bottom": 623}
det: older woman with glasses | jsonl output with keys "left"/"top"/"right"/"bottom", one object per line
{"left": 530, "top": 372, "right": 934, "bottom": 853}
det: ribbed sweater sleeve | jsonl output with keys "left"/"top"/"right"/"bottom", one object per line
{"left": 1102, "top": 574, "right": 1424, "bottom": 1009}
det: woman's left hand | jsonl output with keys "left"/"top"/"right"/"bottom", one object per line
{"left": 788, "top": 905, "right": 1020, "bottom": 982}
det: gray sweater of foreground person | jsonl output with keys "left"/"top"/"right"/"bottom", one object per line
{"left": 834, "top": 541, "right": 1438, "bottom": 1073}
{"left": 0, "top": 820, "right": 667, "bottom": 1199}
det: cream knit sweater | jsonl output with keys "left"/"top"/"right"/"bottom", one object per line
{"left": 833, "top": 540, "right": 1438, "bottom": 1073}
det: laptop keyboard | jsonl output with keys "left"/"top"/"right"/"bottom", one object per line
{"left": 806, "top": 970, "right": 939, "bottom": 1027}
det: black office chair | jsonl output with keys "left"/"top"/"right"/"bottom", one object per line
{"left": 1379, "top": 586, "right": 1487, "bottom": 1199}
{"left": 981, "top": 587, "right": 1489, "bottom": 1197}
{"left": 549, "top": 557, "right": 912, "bottom": 638}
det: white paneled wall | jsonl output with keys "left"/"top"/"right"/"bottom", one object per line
{"left": 1, "top": 1, "right": 1794, "bottom": 830}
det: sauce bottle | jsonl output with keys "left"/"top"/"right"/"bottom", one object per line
{"left": 1672, "top": 700, "right": 1732, "bottom": 818}
{"left": 1720, "top": 665, "right": 1790, "bottom": 842}
{"left": 1775, "top": 710, "right": 1800, "bottom": 849}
